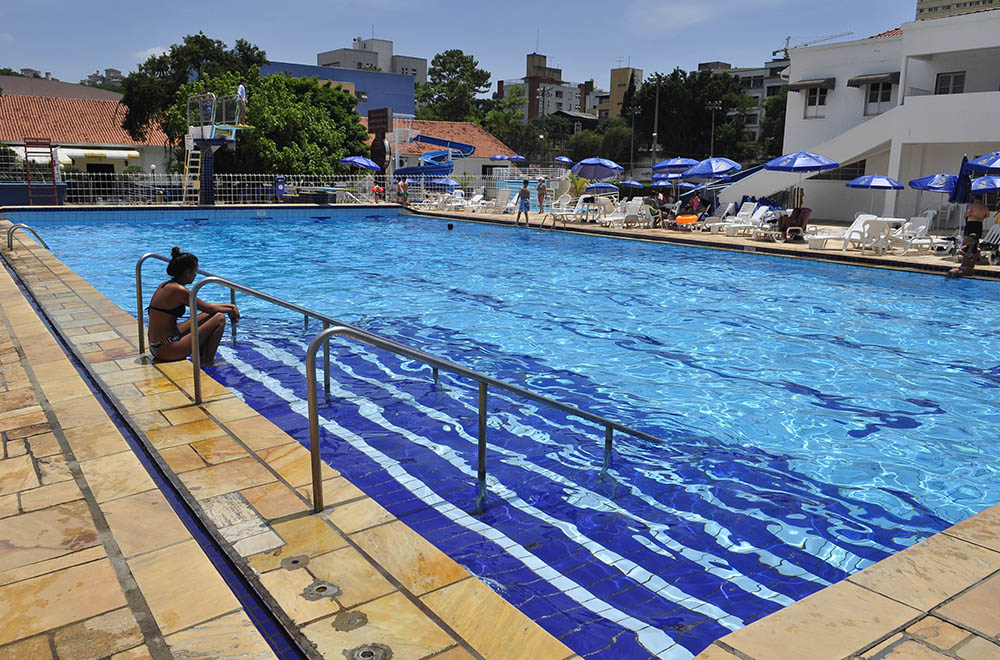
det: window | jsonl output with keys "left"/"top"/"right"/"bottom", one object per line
{"left": 813, "top": 159, "right": 867, "bottom": 181}
{"left": 804, "top": 87, "right": 827, "bottom": 118}
{"left": 766, "top": 86, "right": 783, "bottom": 97}
{"left": 865, "top": 82, "right": 894, "bottom": 115}
{"left": 935, "top": 71, "right": 966, "bottom": 94}
{"left": 555, "top": 90, "right": 563, "bottom": 98}
{"left": 357, "top": 62, "right": 363, "bottom": 69}
{"left": 556, "top": 102, "right": 563, "bottom": 109}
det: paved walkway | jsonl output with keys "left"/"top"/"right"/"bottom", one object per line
{"left": 0, "top": 223, "right": 575, "bottom": 660}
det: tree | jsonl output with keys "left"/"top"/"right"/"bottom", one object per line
{"left": 0, "top": 67, "right": 23, "bottom": 76}
{"left": 163, "top": 70, "right": 369, "bottom": 174}
{"left": 621, "top": 71, "right": 637, "bottom": 121}
{"left": 760, "top": 85, "right": 788, "bottom": 159}
{"left": 566, "top": 131, "right": 602, "bottom": 163}
{"left": 631, "top": 68, "right": 756, "bottom": 162}
{"left": 120, "top": 33, "right": 266, "bottom": 143}
{"left": 416, "top": 49, "right": 490, "bottom": 122}
{"left": 600, "top": 122, "right": 632, "bottom": 167}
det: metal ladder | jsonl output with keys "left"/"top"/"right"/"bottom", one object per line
{"left": 181, "top": 149, "right": 201, "bottom": 205}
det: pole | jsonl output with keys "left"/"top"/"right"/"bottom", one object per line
{"left": 710, "top": 108, "right": 716, "bottom": 158}
{"left": 651, "top": 78, "right": 660, "bottom": 175}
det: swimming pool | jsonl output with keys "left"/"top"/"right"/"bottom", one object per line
{"left": 16, "top": 206, "right": 1000, "bottom": 658}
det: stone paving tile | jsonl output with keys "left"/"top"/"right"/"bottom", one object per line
{"left": 881, "top": 640, "right": 952, "bottom": 659}
{"left": 0, "top": 634, "right": 54, "bottom": 660}
{"left": 163, "top": 610, "right": 276, "bottom": 660}
{"left": 859, "top": 633, "right": 904, "bottom": 658}
{"left": 101, "top": 489, "right": 192, "bottom": 558}
{"left": 945, "top": 505, "right": 1000, "bottom": 554}
{"left": 307, "top": 545, "right": 397, "bottom": 609}
{"left": 147, "top": 418, "right": 227, "bottom": 449}
{"left": 935, "top": 572, "right": 1000, "bottom": 638}
{"left": 716, "top": 579, "right": 920, "bottom": 660}
{"left": 158, "top": 443, "right": 208, "bottom": 472}
{"left": 301, "top": 591, "right": 456, "bottom": 660}
{"left": 906, "top": 616, "right": 972, "bottom": 652}
{"left": 248, "top": 515, "right": 349, "bottom": 574}
{"left": 259, "top": 565, "right": 343, "bottom": 625}
{"left": 62, "top": 420, "right": 130, "bottom": 461}
{"left": 0, "top": 558, "right": 127, "bottom": 646}
{"left": 350, "top": 520, "right": 467, "bottom": 597}
{"left": 19, "top": 478, "right": 83, "bottom": 512}
{"left": 0, "top": 545, "right": 106, "bottom": 588}
{"left": 325, "top": 496, "right": 395, "bottom": 534}
{"left": 693, "top": 644, "right": 743, "bottom": 659}
{"left": 848, "top": 532, "right": 1000, "bottom": 611}
{"left": 0, "top": 500, "right": 100, "bottom": 571}
{"left": 0, "top": 454, "right": 39, "bottom": 494}
{"left": 190, "top": 434, "right": 248, "bottom": 464}
{"left": 242, "top": 480, "right": 310, "bottom": 520}
{"left": 179, "top": 456, "right": 276, "bottom": 499}
{"left": 77, "top": 450, "right": 155, "bottom": 502}
{"left": 52, "top": 607, "right": 144, "bottom": 660}
{"left": 127, "top": 539, "right": 241, "bottom": 635}
{"left": 954, "top": 635, "right": 1000, "bottom": 660}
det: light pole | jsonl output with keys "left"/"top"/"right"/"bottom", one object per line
{"left": 651, "top": 77, "right": 660, "bottom": 175}
{"left": 538, "top": 133, "right": 545, "bottom": 167}
{"left": 706, "top": 100, "right": 723, "bottom": 157}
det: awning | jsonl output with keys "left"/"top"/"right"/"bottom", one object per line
{"left": 61, "top": 148, "right": 141, "bottom": 161}
{"left": 788, "top": 78, "right": 836, "bottom": 92}
{"left": 846, "top": 72, "right": 901, "bottom": 88}
{"left": 9, "top": 146, "right": 73, "bottom": 166}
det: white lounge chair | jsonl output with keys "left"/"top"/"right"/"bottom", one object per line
{"left": 707, "top": 202, "right": 755, "bottom": 233}
{"left": 979, "top": 224, "right": 1000, "bottom": 264}
{"left": 455, "top": 193, "right": 483, "bottom": 212}
{"left": 542, "top": 194, "right": 573, "bottom": 228}
{"left": 483, "top": 188, "right": 511, "bottom": 213}
{"left": 885, "top": 216, "right": 933, "bottom": 255}
{"left": 600, "top": 199, "right": 643, "bottom": 228}
{"left": 718, "top": 206, "right": 771, "bottom": 237}
{"left": 806, "top": 214, "right": 876, "bottom": 250}
{"left": 859, "top": 218, "right": 893, "bottom": 255}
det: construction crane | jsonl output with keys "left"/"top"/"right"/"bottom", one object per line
{"left": 772, "top": 32, "right": 854, "bottom": 59}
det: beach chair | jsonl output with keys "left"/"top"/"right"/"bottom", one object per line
{"left": 859, "top": 218, "right": 893, "bottom": 255}
{"left": 484, "top": 188, "right": 511, "bottom": 214}
{"left": 542, "top": 194, "right": 573, "bottom": 228}
{"left": 885, "top": 215, "right": 933, "bottom": 255}
{"left": 806, "top": 214, "right": 875, "bottom": 250}
{"left": 721, "top": 206, "right": 772, "bottom": 237}
{"left": 706, "top": 202, "right": 755, "bottom": 233}
{"left": 977, "top": 224, "right": 1000, "bottom": 264}
{"left": 455, "top": 193, "right": 484, "bottom": 212}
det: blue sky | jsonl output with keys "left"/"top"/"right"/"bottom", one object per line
{"left": 1, "top": 1, "right": 915, "bottom": 89}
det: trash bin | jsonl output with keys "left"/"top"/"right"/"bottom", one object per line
{"left": 274, "top": 176, "right": 286, "bottom": 199}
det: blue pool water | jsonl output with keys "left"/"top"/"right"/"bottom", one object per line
{"left": 18, "top": 207, "right": 1000, "bottom": 659}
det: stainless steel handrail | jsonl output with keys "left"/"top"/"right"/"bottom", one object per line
{"left": 134, "top": 253, "right": 236, "bottom": 355}
{"left": 174, "top": 275, "right": 657, "bottom": 515}
{"left": 304, "top": 326, "right": 660, "bottom": 514}
{"left": 6, "top": 224, "right": 50, "bottom": 251}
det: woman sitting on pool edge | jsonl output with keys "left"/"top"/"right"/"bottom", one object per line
{"left": 147, "top": 247, "right": 239, "bottom": 365}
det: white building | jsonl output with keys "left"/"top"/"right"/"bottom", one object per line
{"left": 317, "top": 38, "right": 427, "bottom": 84}
{"left": 721, "top": 12, "right": 1000, "bottom": 222}
{"left": 700, "top": 59, "right": 788, "bottom": 142}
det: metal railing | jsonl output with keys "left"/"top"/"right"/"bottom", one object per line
{"left": 6, "top": 224, "right": 50, "bottom": 250}
{"left": 140, "top": 273, "right": 659, "bottom": 516}
{"left": 134, "top": 254, "right": 237, "bottom": 355}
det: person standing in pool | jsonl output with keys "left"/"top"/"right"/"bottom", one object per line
{"left": 947, "top": 234, "right": 980, "bottom": 279}
{"left": 536, "top": 177, "right": 547, "bottom": 215}
{"left": 146, "top": 247, "right": 239, "bottom": 365}
{"left": 515, "top": 179, "right": 531, "bottom": 226}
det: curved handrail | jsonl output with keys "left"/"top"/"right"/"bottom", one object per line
{"left": 6, "top": 224, "right": 50, "bottom": 251}
{"left": 134, "top": 253, "right": 234, "bottom": 355}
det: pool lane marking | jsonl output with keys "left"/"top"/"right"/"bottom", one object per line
{"left": 296, "top": 338, "right": 870, "bottom": 582}
{"left": 220, "top": 344, "right": 700, "bottom": 659}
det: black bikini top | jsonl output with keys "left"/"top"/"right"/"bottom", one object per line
{"left": 148, "top": 280, "right": 186, "bottom": 318}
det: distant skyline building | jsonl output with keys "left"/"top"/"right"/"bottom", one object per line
{"left": 317, "top": 37, "right": 427, "bottom": 84}
{"left": 606, "top": 67, "right": 643, "bottom": 120}
{"left": 81, "top": 68, "right": 123, "bottom": 87}
{"left": 261, "top": 61, "right": 415, "bottom": 115}
{"left": 916, "top": 0, "right": 998, "bottom": 19}
{"left": 497, "top": 53, "right": 586, "bottom": 121}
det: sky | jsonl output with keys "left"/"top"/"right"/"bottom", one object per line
{"left": 1, "top": 0, "right": 915, "bottom": 89}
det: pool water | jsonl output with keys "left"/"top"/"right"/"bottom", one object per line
{"left": 22, "top": 208, "right": 1000, "bottom": 659}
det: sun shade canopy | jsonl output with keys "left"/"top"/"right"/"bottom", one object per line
{"left": 846, "top": 72, "right": 900, "bottom": 88}
{"left": 788, "top": 78, "right": 836, "bottom": 92}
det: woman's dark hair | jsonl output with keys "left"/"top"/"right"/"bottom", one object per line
{"left": 166, "top": 247, "right": 198, "bottom": 278}
{"left": 522, "top": 179, "right": 529, "bottom": 186}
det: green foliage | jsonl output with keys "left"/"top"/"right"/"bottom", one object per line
{"left": 87, "top": 81, "right": 125, "bottom": 93}
{"left": 121, "top": 32, "right": 266, "bottom": 143}
{"left": 416, "top": 49, "right": 491, "bottom": 122}
{"left": 361, "top": 64, "right": 382, "bottom": 72}
{"left": 567, "top": 174, "right": 589, "bottom": 196}
{"left": 760, "top": 85, "right": 788, "bottom": 159}
{"left": 632, "top": 69, "right": 756, "bottom": 162}
{"left": 621, "top": 71, "right": 638, "bottom": 121}
{"left": 566, "top": 131, "right": 602, "bottom": 163}
{"left": 122, "top": 164, "right": 145, "bottom": 174}
{"left": 0, "top": 67, "right": 23, "bottom": 77}
{"left": 600, "top": 123, "right": 633, "bottom": 167}
{"left": 165, "top": 71, "right": 369, "bottom": 174}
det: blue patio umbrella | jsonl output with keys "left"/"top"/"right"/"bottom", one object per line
{"left": 682, "top": 157, "right": 742, "bottom": 179}
{"left": 572, "top": 157, "right": 624, "bottom": 180}
{"left": 972, "top": 176, "right": 1000, "bottom": 193}
{"left": 968, "top": 151, "right": 1000, "bottom": 173}
{"left": 585, "top": 181, "right": 619, "bottom": 193}
{"left": 508, "top": 155, "right": 528, "bottom": 163}
{"left": 764, "top": 152, "right": 839, "bottom": 172}
{"left": 429, "top": 177, "right": 459, "bottom": 187}
{"left": 339, "top": 155, "right": 381, "bottom": 171}
{"left": 652, "top": 157, "right": 698, "bottom": 173}
{"left": 649, "top": 179, "right": 675, "bottom": 188}
{"left": 621, "top": 179, "right": 644, "bottom": 188}
{"left": 949, "top": 156, "right": 973, "bottom": 205}
{"left": 677, "top": 182, "right": 699, "bottom": 189}
{"left": 652, "top": 172, "right": 682, "bottom": 180}
{"left": 908, "top": 173, "right": 957, "bottom": 193}
{"left": 489, "top": 154, "right": 509, "bottom": 161}
{"left": 846, "top": 175, "right": 903, "bottom": 213}
{"left": 554, "top": 156, "right": 574, "bottom": 164}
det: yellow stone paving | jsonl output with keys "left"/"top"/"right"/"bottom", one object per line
{"left": 6, "top": 211, "right": 1000, "bottom": 659}
{"left": 1, "top": 222, "right": 575, "bottom": 658}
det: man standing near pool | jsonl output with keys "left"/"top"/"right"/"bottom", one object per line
{"left": 515, "top": 179, "right": 531, "bottom": 226}
{"left": 237, "top": 79, "right": 248, "bottom": 126}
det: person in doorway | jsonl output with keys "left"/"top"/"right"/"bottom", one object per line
{"left": 947, "top": 234, "right": 980, "bottom": 279}
{"left": 536, "top": 177, "right": 547, "bottom": 214}
{"left": 515, "top": 179, "right": 531, "bottom": 226}
{"left": 236, "top": 79, "right": 248, "bottom": 125}
{"left": 146, "top": 247, "right": 239, "bottom": 365}
{"left": 965, "top": 195, "right": 989, "bottom": 238}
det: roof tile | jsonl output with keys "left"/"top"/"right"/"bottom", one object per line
{"left": 0, "top": 95, "right": 167, "bottom": 146}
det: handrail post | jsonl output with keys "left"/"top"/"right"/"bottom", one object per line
{"left": 474, "top": 381, "right": 488, "bottom": 515}
{"left": 230, "top": 289, "right": 237, "bottom": 344}
{"left": 322, "top": 320, "right": 330, "bottom": 399}
{"left": 306, "top": 328, "right": 336, "bottom": 513}
{"left": 135, "top": 258, "right": 146, "bottom": 354}
{"left": 188, "top": 277, "right": 219, "bottom": 404}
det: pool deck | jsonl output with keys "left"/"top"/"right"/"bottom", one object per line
{"left": 0, "top": 222, "right": 575, "bottom": 659}
{"left": 2, "top": 208, "right": 999, "bottom": 660}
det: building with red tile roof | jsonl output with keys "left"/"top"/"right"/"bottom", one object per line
{"left": 0, "top": 93, "right": 169, "bottom": 173}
